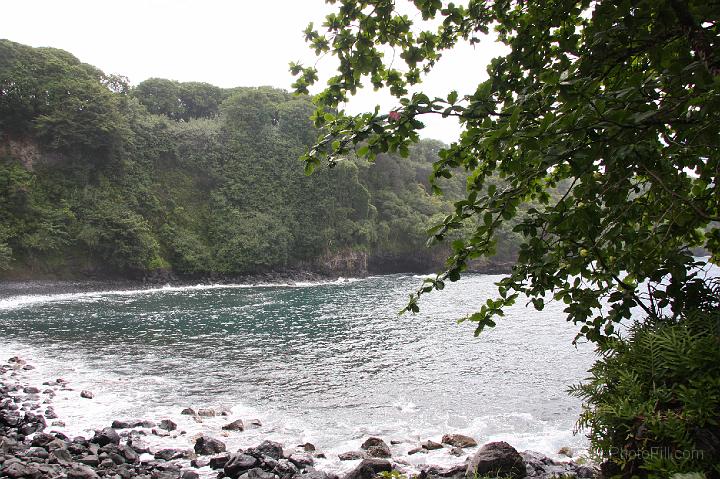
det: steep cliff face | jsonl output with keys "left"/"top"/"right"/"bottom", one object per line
{"left": 306, "top": 249, "right": 369, "bottom": 277}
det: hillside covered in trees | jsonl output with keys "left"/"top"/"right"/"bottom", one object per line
{"left": 0, "top": 40, "right": 519, "bottom": 280}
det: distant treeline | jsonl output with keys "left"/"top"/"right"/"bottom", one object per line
{"left": 0, "top": 39, "right": 520, "bottom": 279}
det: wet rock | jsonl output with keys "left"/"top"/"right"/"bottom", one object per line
{"left": 408, "top": 447, "right": 428, "bottom": 455}
{"left": 44, "top": 408, "right": 58, "bottom": 419}
{"left": 112, "top": 419, "right": 150, "bottom": 429}
{"left": 194, "top": 436, "right": 226, "bottom": 455}
{"left": 118, "top": 444, "right": 139, "bottom": 463}
{"left": 78, "top": 455, "right": 100, "bottom": 467}
{"left": 2, "top": 460, "right": 40, "bottom": 479}
{"left": 246, "top": 419, "right": 262, "bottom": 429}
{"left": 449, "top": 447, "right": 464, "bottom": 457}
{"left": 92, "top": 427, "right": 120, "bottom": 446}
{"left": 256, "top": 440, "right": 283, "bottom": 460}
{"left": 343, "top": 458, "right": 392, "bottom": 479}
{"left": 22, "top": 386, "right": 40, "bottom": 394}
{"left": 80, "top": 390, "right": 94, "bottom": 399}
{"left": 67, "top": 464, "right": 101, "bottom": 479}
{"left": 155, "top": 448, "right": 188, "bottom": 461}
{"left": 557, "top": 446, "right": 573, "bottom": 458}
{"left": 50, "top": 448, "right": 73, "bottom": 464}
{"left": 299, "top": 442, "right": 316, "bottom": 452}
{"left": 159, "top": 419, "right": 177, "bottom": 431}
{"left": 196, "top": 408, "right": 215, "bottom": 417}
{"left": 246, "top": 467, "right": 277, "bottom": 479}
{"left": 22, "top": 365, "right": 35, "bottom": 371}
{"left": 208, "top": 453, "right": 231, "bottom": 469}
{"left": 466, "top": 441, "right": 526, "bottom": 479}
{"left": 30, "top": 432, "right": 56, "bottom": 447}
{"left": 152, "top": 427, "right": 171, "bottom": 437}
{"left": 180, "top": 408, "right": 196, "bottom": 416}
{"left": 24, "top": 446, "right": 50, "bottom": 459}
{"left": 222, "top": 419, "right": 245, "bottom": 431}
{"left": 301, "top": 471, "right": 330, "bottom": 479}
{"left": 360, "top": 437, "right": 391, "bottom": 458}
{"left": 422, "top": 440, "right": 444, "bottom": 451}
{"left": 338, "top": 451, "right": 366, "bottom": 461}
{"left": 191, "top": 457, "right": 211, "bottom": 468}
{"left": 289, "top": 453, "right": 314, "bottom": 468}
{"left": 441, "top": 434, "right": 477, "bottom": 449}
{"left": 181, "top": 471, "right": 200, "bottom": 479}
{"left": 224, "top": 453, "right": 259, "bottom": 478}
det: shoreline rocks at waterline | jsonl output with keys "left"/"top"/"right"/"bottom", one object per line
{"left": 1, "top": 356, "right": 599, "bottom": 479}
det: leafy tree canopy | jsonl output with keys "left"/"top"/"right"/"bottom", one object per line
{"left": 293, "top": 0, "right": 720, "bottom": 343}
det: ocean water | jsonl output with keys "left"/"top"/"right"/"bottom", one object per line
{"left": 0, "top": 273, "right": 596, "bottom": 472}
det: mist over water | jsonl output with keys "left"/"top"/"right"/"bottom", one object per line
{"left": 0, "top": 274, "right": 595, "bottom": 471}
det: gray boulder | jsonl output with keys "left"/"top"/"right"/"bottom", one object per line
{"left": 222, "top": 419, "right": 245, "bottom": 431}
{"left": 466, "top": 441, "right": 526, "bottom": 479}
{"left": 441, "top": 434, "right": 477, "bottom": 448}
{"left": 224, "top": 453, "right": 259, "bottom": 478}
{"left": 194, "top": 436, "right": 226, "bottom": 455}
{"left": 256, "top": 440, "right": 283, "bottom": 460}
{"left": 92, "top": 427, "right": 120, "bottom": 446}
{"left": 343, "top": 458, "right": 392, "bottom": 479}
{"left": 67, "top": 464, "right": 100, "bottom": 479}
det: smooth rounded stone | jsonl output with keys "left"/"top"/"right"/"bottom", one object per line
{"left": 255, "top": 440, "right": 283, "bottom": 460}
{"left": 299, "top": 442, "right": 316, "bottom": 452}
{"left": 441, "top": 434, "right": 477, "bottom": 449}
{"left": 50, "top": 447, "right": 74, "bottom": 464}
{"left": 338, "top": 451, "right": 366, "bottom": 461}
{"left": 159, "top": 419, "right": 177, "bottom": 432}
{"left": 289, "top": 453, "right": 314, "bottom": 468}
{"left": 343, "top": 458, "right": 392, "bottom": 479}
{"left": 194, "top": 436, "right": 226, "bottom": 455}
{"left": 408, "top": 447, "right": 428, "bottom": 455}
{"left": 80, "top": 390, "right": 94, "bottom": 399}
{"left": 208, "top": 453, "right": 230, "bottom": 469}
{"left": 222, "top": 419, "right": 245, "bottom": 431}
{"left": 466, "top": 441, "right": 526, "bottom": 479}
{"left": 92, "top": 427, "right": 121, "bottom": 446}
{"left": 180, "top": 408, "right": 196, "bottom": 416}
{"left": 224, "top": 453, "right": 259, "bottom": 478}
{"left": 51, "top": 420, "right": 66, "bottom": 427}
{"left": 68, "top": 464, "right": 101, "bottom": 479}
{"left": 22, "top": 386, "right": 40, "bottom": 394}
{"left": 44, "top": 408, "right": 58, "bottom": 419}
{"left": 196, "top": 408, "right": 215, "bottom": 417}
{"left": 22, "top": 365, "right": 35, "bottom": 371}
{"left": 422, "top": 440, "right": 444, "bottom": 451}
{"left": 181, "top": 470, "right": 200, "bottom": 479}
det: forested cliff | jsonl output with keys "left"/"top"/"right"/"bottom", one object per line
{"left": 0, "top": 40, "right": 518, "bottom": 279}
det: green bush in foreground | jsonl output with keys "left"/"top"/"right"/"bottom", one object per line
{"left": 571, "top": 280, "right": 720, "bottom": 478}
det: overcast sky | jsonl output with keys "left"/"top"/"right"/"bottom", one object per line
{"left": 1, "top": 0, "right": 506, "bottom": 142}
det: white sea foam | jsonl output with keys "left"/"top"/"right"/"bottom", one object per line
{"left": 0, "top": 277, "right": 366, "bottom": 312}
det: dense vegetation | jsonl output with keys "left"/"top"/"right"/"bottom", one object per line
{"left": 293, "top": 0, "right": 719, "bottom": 477}
{"left": 0, "top": 39, "right": 518, "bottom": 279}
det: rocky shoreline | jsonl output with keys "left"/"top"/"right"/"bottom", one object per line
{"left": 1, "top": 357, "right": 599, "bottom": 479}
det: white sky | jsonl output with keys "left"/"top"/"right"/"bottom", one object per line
{"left": 1, "top": 0, "right": 506, "bottom": 142}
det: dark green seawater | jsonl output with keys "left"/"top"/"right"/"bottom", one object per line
{"left": 0, "top": 274, "right": 595, "bottom": 470}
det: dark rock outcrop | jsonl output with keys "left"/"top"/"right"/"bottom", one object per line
{"left": 466, "top": 441, "right": 525, "bottom": 479}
